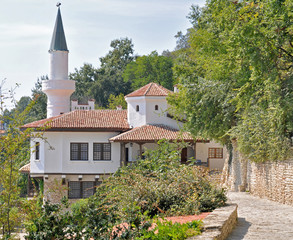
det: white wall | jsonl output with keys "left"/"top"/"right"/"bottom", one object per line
{"left": 125, "top": 142, "right": 158, "bottom": 161}
{"left": 196, "top": 141, "right": 227, "bottom": 170}
{"left": 127, "top": 97, "right": 147, "bottom": 128}
{"left": 126, "top": 96, "right": 182, "bottom": 129}
{"left": 43, "top": 51, "right": 75, "bottom": 118}
{"left": 126, "top": 142, "right": 195, "bottom": 163}
{"left": 42, "top": 79, "right": 75, "bottom": 117}
{"left": 49, "top": 51, "right": 68, "bottom": 81}
{"left": 30, "top": 137, "right": 46, "bottom": 175}
{"left": 30, "top": 131, "right": 121, "bottom": 175}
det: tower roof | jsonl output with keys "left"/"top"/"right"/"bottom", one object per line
{"left": 126, "top": 82, "right": 172, "bottom": 97}
{"left": 49, "top": 7, "right": 68, "bottom": 52}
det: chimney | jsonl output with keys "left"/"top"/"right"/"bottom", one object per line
{"left": 116, "top": 105, "right": 123, "bottom": 110}
{"left": 88, "top": 99, "right": 95, "bottom": 110}
{"left": 174, "top": 84, "right": 179, "bottom": 93}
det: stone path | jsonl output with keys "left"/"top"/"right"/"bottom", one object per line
{"left": 227, "top": 192, "right": 293, "bottom": 240}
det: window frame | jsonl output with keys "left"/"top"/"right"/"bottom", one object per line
{"left": 208, "top": 148, "right": 223, "bottom": 159}
{"left": 70, "top": 143, "right": 89, "bottom": 161}
{"left": 35, "top": 142, "right": 40, "bottom": 160}
{"left": 155, "top": 105, "right": 159, "bottom": 111}
{"left": 93, "top": 143, "right": 111, "bottom": 161}
{"left": 68, "top": 181, "right": 100, "bottom": 199}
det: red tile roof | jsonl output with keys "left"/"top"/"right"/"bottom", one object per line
{"left": 19, "top": 163, "right": 30, "bottom": 173}
{"left": 126, "top": 82, "right": 172, "bottom": 97}
{"left": 109, "top": 124, "right": 195, "bottom": 142}
{"left": 21, "top": 110, "right": 130, "bottom": 131}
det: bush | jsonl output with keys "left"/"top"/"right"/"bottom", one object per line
{"left": 139, "top": 219, "right": 202, "bottom": 240}
{"left": 97, "top": 140, "right": 227, "bottom": 217}
{"left": 25, "top": 140, "right": 226, "bottom": 239}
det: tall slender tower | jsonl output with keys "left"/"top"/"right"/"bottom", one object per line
{"left": 42, "top": 5, "right": 75, "bottom": 118}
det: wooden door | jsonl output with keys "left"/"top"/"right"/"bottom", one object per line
{"left": 181, "top": 147, "right": 188, "bottom": 164}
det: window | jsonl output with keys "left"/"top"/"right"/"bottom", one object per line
{"left": 68, "top": 181, "right": 98, "bottom": 199}
{"left": 70, "top": 143, "right": 88, "bottom": 161}
{"left": 155, "top": 105, "right": 158, "bottom": 110}
{"left": 136, "top": 105, "right": 139, "bottom": 112}
{"left": 35, "top": 142, "right": 40, "bottom": 160}
{"left": 93, "top": 143, "right": 111, "bottom": 161}
{"left": 208, "top": 148, "right": 223, "bottom": 159}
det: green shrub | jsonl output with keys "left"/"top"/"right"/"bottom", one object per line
{"left": 97, "top": 140, "right": 227, "bottom": 217}
{"left": 139, "top": 219, "right": 202, "bottom": 240}
{"left": 24, "top": 140, "right": 226, "bottom": 239}
{"left": 25, "top": 197, "right": 71, "bottom": 240}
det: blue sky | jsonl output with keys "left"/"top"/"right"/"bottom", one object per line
{"left": 0, "top": 0, "right": 205, "bottom": 107}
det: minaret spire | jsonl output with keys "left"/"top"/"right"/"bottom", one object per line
{"left": 42, "top": 4, "right": 75, "bottom": 118}
{"left": 50, "top": 4, "right": 68, "bottom": 52}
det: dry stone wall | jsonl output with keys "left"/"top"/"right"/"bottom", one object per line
{"left": 248, "top": 160, "right": 293, "bottom": 205}
{"left": 222, "top": 145, "right": 293, "bottom": 205}
{"left": 188, "top": 203, "right": 238, "bottom": 240}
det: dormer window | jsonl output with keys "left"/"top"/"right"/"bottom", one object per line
{"left": 155, "top": 105, "right": 158, "bottom": 110}
{"left": 136, "top": 105, "right": 139, "bottom": 112}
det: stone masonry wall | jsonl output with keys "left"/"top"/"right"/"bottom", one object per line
{"left": 248, "top": 160, "right": 293, "bottom": 205}
{"left": 222, "top": 142, "right": 293, "bottom": 205}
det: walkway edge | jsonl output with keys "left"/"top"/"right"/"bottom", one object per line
{"left": 188, "top": 203, "right": 238, "bottom": 240}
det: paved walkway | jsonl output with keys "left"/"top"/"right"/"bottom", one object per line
{"left": 227, "top": 192, "right": 293, "bottom": 240}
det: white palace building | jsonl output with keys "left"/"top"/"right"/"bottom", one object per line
{"left": 20, "top": 6, "right": 227, "bottom": 201}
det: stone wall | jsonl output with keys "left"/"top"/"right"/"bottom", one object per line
{"left": 248, "top": 160, "right": 293, "bottom": 205}
{"left": 43, "top": 174, "right": 110, "bottom": 203}
{"left": 188, "top": 203, "right": 238, "bottom": 240}
{"left": 222, "top": 143, "right": 293, "bottom": 205}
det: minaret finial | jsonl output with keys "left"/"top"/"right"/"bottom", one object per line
{"left": 56, "top": 2, "right": 61, "bottom": 7}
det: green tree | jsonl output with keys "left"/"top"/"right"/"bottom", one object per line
{"left": 169, "top": 0, "right": 293, "bottom": 162}
{"left": 0, "top": 100, "right": 41, "bottom": 238}
{"left": 174, "top": 31, "right": 190, "bottom": 51}
{"left": 90, "top": 38, "right": 134, "bottom": 107}
{"left": 108, "top": 93, "right": 127, "bottom": 109}
{"left": 30, "top": 77, "right": 47, "bottom": 120}
{"left": 3, "top": 77, "right": 47, "bottom": 125}
{"left": 70, "top": 38, "right": 135, "bottom": 108}
{"left": 69, "top": 63, "right": 97, "bottom": 101}
{"left": 123, "top": 51, "right": 174, "bottom": 90}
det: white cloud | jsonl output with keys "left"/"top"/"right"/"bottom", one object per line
{"left": 68, "top": 0, "right": 198, "bottom": 18}
{"left": 0, "top": 24, "right": 51, "bottom": 39}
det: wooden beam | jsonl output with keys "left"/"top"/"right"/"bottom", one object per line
{"left": 139, "top": 143, "right": 144, "bottom": 159}
{"left": 120, "top": 142, "right": 126, "bottom": 166}
{"left": 27, "top": 174, "right": 30, "bottom": 197}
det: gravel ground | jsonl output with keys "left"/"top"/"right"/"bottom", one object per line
{"left": 227, "top": 192, "right": 293, "bottom": 240}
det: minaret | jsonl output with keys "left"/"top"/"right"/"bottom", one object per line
{"left": 42, "top": 4, "right": 75, "bottom": 118}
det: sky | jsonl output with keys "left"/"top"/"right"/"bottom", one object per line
{"left": 0, "top": 0, "right": 206, "bottom": 108}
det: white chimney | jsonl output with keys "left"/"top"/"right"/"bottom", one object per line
{"left": 174, "top": 84, "right": 179, "bottom": 93}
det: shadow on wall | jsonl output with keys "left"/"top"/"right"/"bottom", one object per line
{"left": 226, "top": 217, "right": 252, "bottom": 240}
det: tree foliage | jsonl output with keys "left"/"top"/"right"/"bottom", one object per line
{"left": 3, "top": 77, "right": 47, "bottom": 125}
{"left": 108, "top": 93, "right": 127, "bottom": 109}
{"left": 69, "top": 63, "right": 97, "bottom": 102}
{"left": 123, "top": 51, "right": 175, "bottom": 90}
{"left": 70, "top": 38, "right": 135, "bottom": 108}
{"left": 169, "top": 0, "right": 293, "bottom": 162}
{"left": 0, "top": 100, "right": 41, "bottom": 238}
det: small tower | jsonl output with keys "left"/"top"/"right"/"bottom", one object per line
{"left": 42, "top": 4, "right": 75, "bottom": 118}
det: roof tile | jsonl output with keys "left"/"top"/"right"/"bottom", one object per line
{"left": 109, "top": 124, "right": 194, "bottom": 142}
{"left": 22, "top": 110, "right": 130, "bottom": 131}
{"left": 126, "top": 82, "right": 172, "bottom": 97}
{"left": 19, "top": 163, "right": 30, "bottom": 173}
